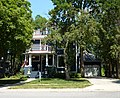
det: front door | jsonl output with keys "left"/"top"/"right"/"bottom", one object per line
{"left": 32, "top": 55, "right": 46, "bottom": 72}
{"left": 40, "top": 55, "right": 46, "bottom": 72}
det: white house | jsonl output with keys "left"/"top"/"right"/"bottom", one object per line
{"left": 24, "top": 29, "right": 56, "bottom": 78}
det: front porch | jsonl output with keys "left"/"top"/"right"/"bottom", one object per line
{"left": 24, "top": 53, "right": 55, "bottom": 78}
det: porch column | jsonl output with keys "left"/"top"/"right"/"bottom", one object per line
{"left": 29, "top": 54, "right": 32, "bottom": 67}
{"left": 40, "top": 39, "right": 41, "bottom": 50}
{"left": 53, "top": 54, "right": 54, "bottom": 66}
{"left": 46, "top": 54, "right": 48, "bottom": 66}
{"left": 57, "top": 56, "right": 58, "bottom": 67}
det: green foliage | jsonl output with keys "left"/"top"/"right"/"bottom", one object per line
{"left": 70, "top": 11, "right": 100, "bottom": 49}
{"left": 54, "top": 73, "right": 65, "bottom": 79}
{"left": 91, "top": 0, "right": 120, "bottom": 77}
{"left": 0, "top": 0, "right": 33, "bottom": 59}
{"left": 10, "top": 73, "right": 27, "bottom": 81}
{"left": 50, "top": 0, "right": 99, "bottom": 28}
{"left": 101, "top": 67, "right": 105, "bottom": 76}
{"left": 32, "top": 15, "right": 48, "bottom": 30}
{"left": 48, "top": 0, "right": 102, "bottom": 78}
{"left": 70, "top": 73, "right": 81, "bottom": 78}
{"left": 48, "top": 0, "right": 120, "bottom": 78}
{"left": 96, "top": 0, "right": 120, "bottom": 62}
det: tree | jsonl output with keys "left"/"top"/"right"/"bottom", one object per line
{"left": 70, "top": 11, "right": 100, "bottom": 77}
{"left": 92, "top": 0, "right": 120, "bottom": 78}
{"left": 32, "top": 15, "right": 48, "bottom": 30}
{"left": 102, "top": 0, "right": 120, "bottom": 78}
{"left": 45, "top": 25, "right": 75, "bottom": 79}
{"left": 49, "top": 0, "right": 100, "bottom": 78}
{"left": 0, "top": 0, "right": 33, "bottom": 71}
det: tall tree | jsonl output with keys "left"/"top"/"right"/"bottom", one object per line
{"left": 45, "top": 25, "right": 74, "bottom": 79}
{"left": 0, "top": 0, "right": 33, "bottom": 68}
{"left": 103, "top": 0, "right": 120, "bottom": 78}
{"left": 49, "top": 0, "right": 99, "bottom": 78}
{"left": 70, "top": 11, "right": 100, "bottom": 77}
{"left": 93, "top": 0, "right": 120, "bottom": 77}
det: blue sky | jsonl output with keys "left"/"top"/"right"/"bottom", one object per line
{"left": 28, "top": 0, "right": 54, "bottom": 19}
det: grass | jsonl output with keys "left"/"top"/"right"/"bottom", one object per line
{"left": 10, "top": 78, "right": 91, "bottom": 89}
{"left": 0, "top": 73, "right": 27, "bottom": 86}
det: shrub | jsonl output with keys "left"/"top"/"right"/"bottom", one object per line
{"left": 70, "top": 73, "right": 81, "bottom": 78}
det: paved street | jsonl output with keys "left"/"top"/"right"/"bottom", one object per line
{"left": 0, "top": 89, "right": 120, "bottom": 98}
{"left": 0, "top": 77, "right": 120, "bottom": 98}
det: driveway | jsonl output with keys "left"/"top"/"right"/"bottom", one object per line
{"left": 83, "top": 77, "right": 120, "bottom": 91}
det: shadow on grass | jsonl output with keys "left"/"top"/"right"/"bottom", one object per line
{"left": 0, "top": 79, "right": 28, "bottom": 88}
{"left": 41, "top": 78, "right": 52, "bottom": 81}
{"left": 0, "top": 79, "right": 21, "bottom": 85}
{"left": 0, "top": 77, "right": 27, "bottom": 85}
{"left": 66, "top": 78, "right": 89, "bottom": 82}
{"left": 40, "top": 78, "right": 89, "bottom": 82}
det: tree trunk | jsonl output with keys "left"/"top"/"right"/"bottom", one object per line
{"left": 116, "top": 60, "right": 118, "bottom": 78}
{"left": 80, "top": 47, "right": 84, "bottom": 77}
{"left": 108, "top": 61, "right": 112, "bottom": 77}
{"left": 64, "top": 52, "right": 70, "bottom": 80}
{"left": 112, "top": 61, "right": 114, "bottom": 78}
{"left": 116, "top": 58, "right": 120, "bottom": 78}
{"left": 65, "top": 62, "right": 70, "bottom": 80}
{"left": 12, "top": 54, "right": 16, "bottom": 74}
{"left": 64, "top": 41, "right": 70, "bottom": 80}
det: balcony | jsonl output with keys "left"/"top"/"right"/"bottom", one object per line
{"left": 31, "top": 44, "right": 52, "bottom": 51}
{"left": 32, "top": 29, "right": 50, "bottom": 39}
{"left": 33, "top": 29, "right": 50, "bottom": 36}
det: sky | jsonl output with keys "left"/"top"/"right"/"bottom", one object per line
{"left": 28, "top": 0, "right": 54, "bottom": 19}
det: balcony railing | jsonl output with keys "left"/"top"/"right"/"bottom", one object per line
{"left": 33, "top": 29, "right": 50, "bottom": 36}
{"left": 31, "top": 44, "right": 52, "bottom": 51}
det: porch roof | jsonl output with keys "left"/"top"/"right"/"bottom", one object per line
{"left": 27, "top": 50, "right": 55, "bottom": 54}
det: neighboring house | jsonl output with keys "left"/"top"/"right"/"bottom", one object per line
{"left": 24, "top": 29, "right": 101, "bottom": 78}
{"left": 83, "top": 50, "right": 101, "bottom": 77}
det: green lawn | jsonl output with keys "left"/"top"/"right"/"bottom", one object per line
{"left": 10, "top": 78, "right": 91, "bottom": 89}
{"left": 0, "top": 74, "right": 27, "bottom": 86}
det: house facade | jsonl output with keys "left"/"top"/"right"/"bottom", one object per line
{"left": 24, "top": 29, "right": 71, "bottom": 78}
{"left": 24, "top": 29, "right": 56, "bottom": 78}
{"left": 24, "top": 29, "right": 101, "bottom": 78}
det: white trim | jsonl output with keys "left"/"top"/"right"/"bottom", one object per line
{"left": 53, "top": 54, "right": 54, "bottom": 66}
{"left": 29, "top": 54, "right": 32, "bottom": 67}
{"left": 46, "top": 54, "right": 48, "bottom": 66}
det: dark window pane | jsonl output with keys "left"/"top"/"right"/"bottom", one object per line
{"left": 33, "top": 40, "right": 40, "bottom": 44}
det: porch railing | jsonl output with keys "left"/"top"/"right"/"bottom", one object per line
{"left": 31, "top": 44, "right": 52, "bottom": 51}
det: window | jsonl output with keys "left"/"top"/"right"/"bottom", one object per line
{"left": 33, "top": 40, "right": 40, "bottom": 44}
{"left": 48, "top": 55, "right": 53, "bottom": 65}
{"left": 32, "top": 55, "right": 39, "bottom": 61}
{"left": 58, "top": 56, "right": 65, "bottom": 67}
